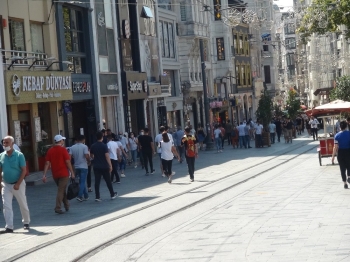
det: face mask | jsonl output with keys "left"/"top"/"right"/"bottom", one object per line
{"left": 3, "top": 146, "right": 11, "bottom": 152}
{"left": 140, "top": 132, "right": 144, "bottom": 135}
{"left": 131, "top": 135, "right": 134, "bottom": 138}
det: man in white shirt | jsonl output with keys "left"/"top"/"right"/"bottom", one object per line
{"left": 255, "top": 121, "right": 264, "bottom": 148}
{"left": 309, "top": 116, "right": 320, "bottom": 141}
{"left": 237, "top": 122, "right": 246, "bottom": 149}
{"left": 268, "top": 120, "right": 276, "bottom": 144}
{"left": 107, "top": 135, "right": 121, "bottom": 183}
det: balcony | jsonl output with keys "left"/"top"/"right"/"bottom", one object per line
{"left": 2, "top": 50, "right": 48, "bottom": 69}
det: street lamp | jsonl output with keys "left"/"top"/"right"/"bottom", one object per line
{"left": 28, "top": 56, "right": 56, "bottom": 70}
{"left": 45, "top": 60, "right": 73, "bottom": 71}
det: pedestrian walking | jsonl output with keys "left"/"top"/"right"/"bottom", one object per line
{"left": 219, "top": 124, "right": 226, "bottom": 149}
{"left": 159, "top": 133, "right": 180, "bottom": 183}
{"left": 138, "top": 128, "right": 155, "bottom": 175}
{"left": 196, "top": 124, "right": 205, "bottom": 150}
{"left": 237, "top": 122, "right": 246, "bottom": 149}
{"left": 181, "top": 127, "right": 198, "bottom": 182}
{"left": 231, "top": 125, "right": 239, "bottom": 148}
{"left": 255, "top": 121, "right": 264, "bottom": 148}
{"left": 0, "top": 136, "right": 30, "bottom": 233}
{"left": 128, "top": 132, "right": 138, "bottom": 168}
{"left": 284, "top": 118, "right": 294, "bottom": 143}
{"left": 309, "top": 116, "right": 320, "bottom": 141}
{"left": 107, "top": 135, "right": 121, "bottom": 184}
{"left": 90, "top": 132, "right": 118, "bottom": 202}
{"left": 155, "top": 126, "right": 166, "bottom": 176}
{"left": 269, "top": 120, "right": 276, "bottom": 144}
{"left": 244, "top": 122, "right": 252, "bottom": 148}
{"left": 306, "top": 118, "right": 311, "bottom": 136}
{"left": 174, "top": 126, "right": 185, "bottom": 162}
{"left": 275, "top": 118, "right": 282, "bottom": 142}
{"left": 43, "top": 135, "right": 75, "bottom": 214}
{"left": 225, "top": 120, "right": 233, "bottom": 146}
{"left": 137, "top": 129, "right": 145, "bottom": 169}
{"left": 214, "top": 125, "right": 222, "bottom": 152}
{"left": 69, "top": 135, "right": 90, "bottom": 202}
{"left": 331, "top": 121, "right": 350, "bottom": 189}
{"left": 116, "top": 133, "right": 128, "bottom": 177}
{"left": 296, "top": 115, "right": 302, "bottom": 135}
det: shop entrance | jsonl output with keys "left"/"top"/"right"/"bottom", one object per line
{"left": 18, "top": 110, "right": 33, "bottom": 171}
{"left": 129, "top": 99, "right": 145, "bottom": 133}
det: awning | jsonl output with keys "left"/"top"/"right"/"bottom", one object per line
{"left": 313, "top": 87, "right": 333, "bottom": 96}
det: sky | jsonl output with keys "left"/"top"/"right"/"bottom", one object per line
{"left": 273, "top": 0, "right": 294, "bottom": 11}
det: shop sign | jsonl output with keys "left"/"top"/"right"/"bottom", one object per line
{"left": 5, "top": 71, "right": 73, "bottom": 105}
{"left": 72, "top": 82, "right": 91, "bottom": 93}
{"left": 128, "top": 80, "right": 148, "bottom": 93}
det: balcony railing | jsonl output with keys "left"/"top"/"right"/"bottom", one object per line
{"left": 2, "top": 50, "right": 48, "bottom": 68}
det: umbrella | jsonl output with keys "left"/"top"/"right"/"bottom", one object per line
{"left": 305, "top": 100, "right": 350, "bottom": 117}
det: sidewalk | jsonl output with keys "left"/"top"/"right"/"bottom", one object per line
{"left": 0, "top": 135, "right": 318, "bottom": 259}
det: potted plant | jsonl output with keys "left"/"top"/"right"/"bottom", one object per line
{"left": 37, "top": 141, "right": 51, "bottom": 171}
{"left": 21, "top": 148, "right": 34, "bottom": 176}
{"left": 255, "top": 89, "right": 273, "bottom": 147}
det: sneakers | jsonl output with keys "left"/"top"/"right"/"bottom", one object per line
{"left": 84, "top": 197, "right": 89, "bottom": 201}
{"left": 55, "top": 210, "right": 64, "bottom": 214}
{"left": 121, "top": 173, "right": 126, "bottom": 178}
{"left": 23, "top": 224, "right": 30, "bottom": 230}
{"left": 145, "top": 173, "right": 149, "bottom": 176}
{"left": 0, "top": 228, "right": 13, "bottom": 234}
{"left": 95, "top": 198, "right": 102, "bottom": 202}
{"left": 162, "top": 173, "right": 166, "bottom": 177}
{"left": 88, "top": 188, "right": 93, "bottom": 192}
{"left": 151, "top": 170, "right": 155, "bottom": 175}
{"left": 171, "top": 172, "right": 176, "bottom": 176}
{"left": 345, "top": 184, "right": 348, "bottom": 189}
{"left": 111, "top": 192, "right": 118, "bottom": 199}
{"left": 168, "top": 174, "right": 172, "bottom": 184}
{"left": 347, "top": 177, "right": 350, "bottom": 184}
{"left": 134, "top": 165, "right": 137, "bottom": 168}
{"left": 76, "top": 197, "right": 84, "bottom": 202}
{"left": 190, "top": 179, "right": 194, "bottom": 182}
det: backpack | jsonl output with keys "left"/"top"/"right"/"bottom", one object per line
{"left": 183, "top": 135, "right": 196, "bottom": 157}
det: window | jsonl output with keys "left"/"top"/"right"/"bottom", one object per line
{"left": 99, "top": 56, "right": 109, "bottom": 72}
{"left": 236, "top": 65, "right": 241, "bottom": 86}
{"left": 216, "top": 38, "right": 225, "bottom": 60}
{"left": 263, "top": 45, "right": 269, "bottom": 51}
{"left": 288, "top": 68, "right": 295, "bottom": 77}
{"left": 338, "top": 68, "right": 342, "bottom": 77}
{"left": 286, "top": 53, "right": 295, "bottom": 66}
{"left": 241, "top": 65, "right": 246, "bottom": 86}
{"left": 158, "top": 0, "right": 172, "bottom": 10}
{"left": 264, "top": 65, "right": 271, "bottom": 83}
{"left": 30, "top": 23, "right": 44, "bottom": 53}
{"left": 159, "top": 21, "right": 175, "bottom": 58}
{"left": 284, "top": 23, "right": 295, "bottom": 34}
{"left": 63, "top": 7, "right": 87, "bottom": 73}
{"left": 214, "top": 0, "right": 222, "bottom": 21}
{"left": 233, "top": 33, "right": 238, "bottom": 55}
{"left": 244, "top": 35, "right": 249, "bottom": 55}
{"left": 246, "top": 64, "right": 251, "bottom": 86}
{"left": 9, "top": 19, "right": 25, "bottom": 51}
{"left": 103, "top": 0, "right": 113, "bottom": 28}
{"left": 180, "top": 2, "right": 186, "bottom": 21}
{"left": 239, "top": 35, "right": 243, "bottom": 54}
{"left": 285, "top": 38, "right": 296, "bottom": 49}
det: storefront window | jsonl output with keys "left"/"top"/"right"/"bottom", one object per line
{"left": 38, "top": 103, "right": 52, "bottom": 142}
{"left": 9, "top": 19, "right": 25, "bottom": 51}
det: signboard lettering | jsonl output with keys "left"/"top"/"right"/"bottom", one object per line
{"left": 72, "top": 82, "right": 91, "bottom": 93}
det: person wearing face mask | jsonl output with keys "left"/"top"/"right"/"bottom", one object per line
{"left": 42, "top": 135, "right": 75, "bottom": 214}
{"left": 0, "top": 136, "right": 30, "bottom": 233}
{"left": 128, "top": 132, "right": 138, "bottom": 168}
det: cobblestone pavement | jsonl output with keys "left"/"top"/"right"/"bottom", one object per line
{"left": 1, "top": 135, "right": 346, "bottom": 262}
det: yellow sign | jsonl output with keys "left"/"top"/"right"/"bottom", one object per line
{"left": 5, "top": 71, "right": 73, "bottom": 105}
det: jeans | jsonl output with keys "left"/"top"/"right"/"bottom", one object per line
{"left": 76, "top": 168, "right": 88, "bottom": 199}
{"left": 1, "top": 180, "right": 30, "bottom": 230}
{"left": 161, "top": 159, "right": 173, "bottom": 176}
{"left": 256, "top": 134, "right": 263, "bottom": 147}
{"left": 270, "top": 132, "right": 275, "bottom": 143}
{"left": 130, "top": 150, "right": 137, "bottom": 164}
{"left": 186, "top": 156, "right": 195, "bottom": 180}
{"left": 53, "top": 176, "right": 69, "bottom": 211}
{"left": 245, "top": 135, "right": 250, "bottom": 148}
{"left": 87, "top": 165, "right": 92, "bottom": 188}
{"left": 337, "top": 149, "right": 350, "bottom": 182}
{"left": 177, "top": 145, "right": 184, "bottom": 161}
{"left": 239, "top": 136, "right": 246, "bottom": 148}
{"left": 110, "top": 159, "right": 120, "bottom": 183}
{"left": 142, "top": 151, "right": 154, "bottom": 173}
{"left": 227, "top": 133, "right": 232, "bottom": 145}
{"left": 215, "top": 137, "right": 222, "bottom": 151}
{"left": 93, "top": 168, "right": 115, "bottom": 199}
{"left": 311, "top": 128, "right": 318, "bottom": 140}
{"left": 119, "top": 156, "right": 126, "bottom": 171}
{"left": 276, "top": 130, "right": 281, "bottom": 142}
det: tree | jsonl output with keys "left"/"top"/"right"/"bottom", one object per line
{"left": 286, "top": 88, "right": 300, "bottom": 120}
{"left": 330, "top": 75, "right": 350, "bottom": 101}
{"left": 255, "top": 90, "right": 273, "bottom": 129}
{"left": 273, "top": 104, "right": 283, "bottom": 118}
{"left": 298, "top": 0, "right": 350, "bottom": 39}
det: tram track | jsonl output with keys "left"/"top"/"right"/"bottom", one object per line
{"left": 5, "top": 141, "right": 317, "bottom": 262}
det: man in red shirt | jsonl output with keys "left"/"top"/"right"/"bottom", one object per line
{"left": 42, "top": 135, "right": 75, "bottom": 214}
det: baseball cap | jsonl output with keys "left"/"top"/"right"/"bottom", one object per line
{"left": 54, "top": 135, "right": 66, "bottom": 142}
